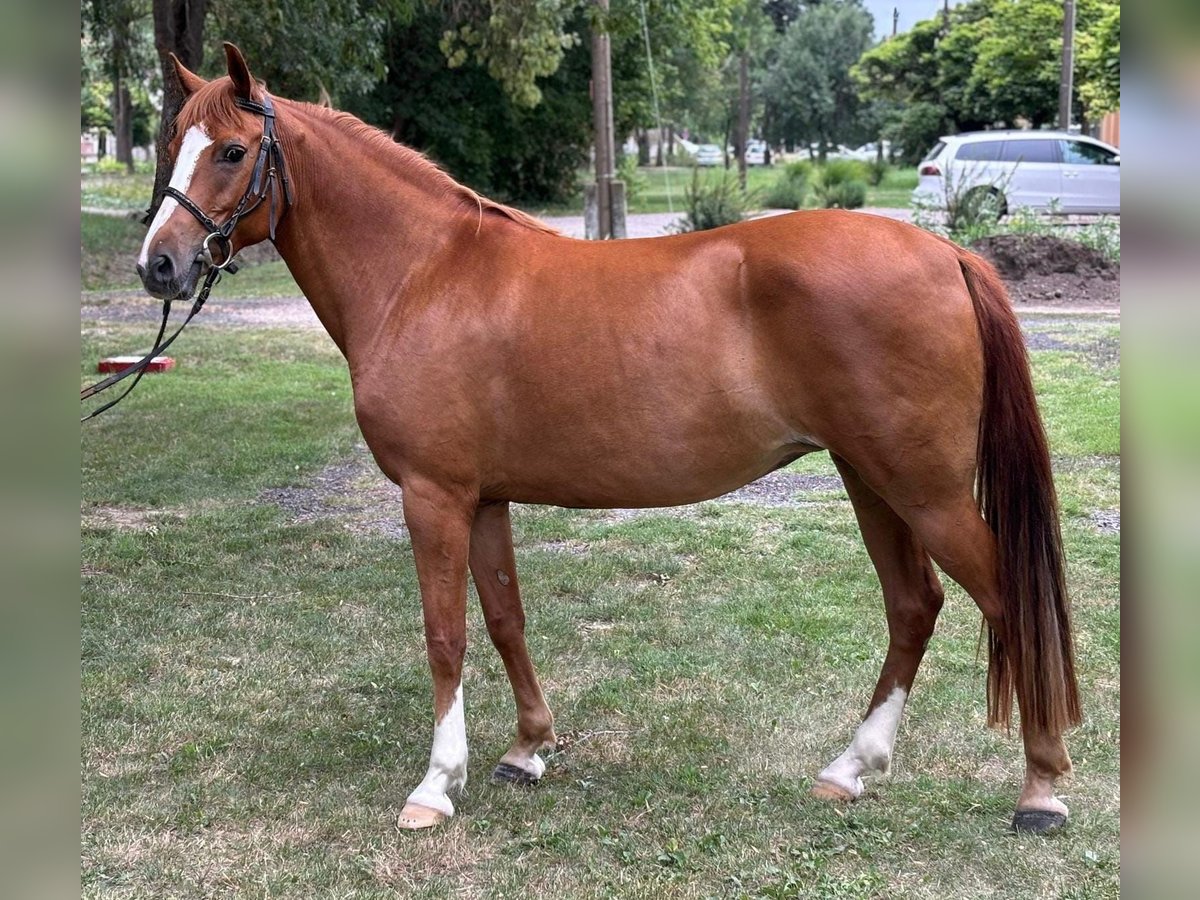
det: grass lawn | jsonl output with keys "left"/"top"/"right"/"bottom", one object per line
{"left": 81, "top": 302, "right": 1120, "bottom": 897}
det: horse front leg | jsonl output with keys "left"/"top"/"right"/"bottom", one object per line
{"left": 468, "top": 501, "right": 556, "bottom": 784}
{"left": 812, "top": 457, "right": 946, "bottom": 802}
{"left": 396, "top": 479, "right": 476, "bottom": 830}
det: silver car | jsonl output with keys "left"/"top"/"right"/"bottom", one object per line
{"left": 913, "top": 131, "right": 1120, "bottom": 215}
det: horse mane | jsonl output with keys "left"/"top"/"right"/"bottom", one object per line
{"left": 175, "top": 77, "right": 561, "bottom": 237}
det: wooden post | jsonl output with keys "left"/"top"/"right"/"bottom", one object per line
{"left": 1059, "top": 0, "right": 1076, "bottom": 131}
{"left": 591, "top": 0, "right": 616, "bottom": 239}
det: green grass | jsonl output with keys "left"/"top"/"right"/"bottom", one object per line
{"left": 82, "top": 308, "right": 1119, "bottom": 897}
{"left": 82, "top": 171, "right": 155, "bottom": 211}
{"left": 82, "top": 213, "right": 145, "bottom": 291}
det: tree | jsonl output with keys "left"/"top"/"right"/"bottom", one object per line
{"left": 438, "top": 0, "right": 581, "bottom": 108}
{"left": 147, "top": 0, "right": 210, "bottom": 220}
{"left": 1077, "top": 3, "right": 1120, "bottom": 119}
{"left": 345, "top": 5, "right": 593, "bottom": 203}
{"left": 729, "top": 1, "right": 774, "bottom": 187}
{"left": 764, "top": 0, "right": 874, "bottom": 158}
{"left": 970, "top": 0, "right": 1115, "bottom": 128}
{"left": 84, "top": 0, "right": 153, "bottom": 173}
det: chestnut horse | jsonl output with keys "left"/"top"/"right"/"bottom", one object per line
{"left": 138, "top": 45, "right": 1080, "bottom": 834}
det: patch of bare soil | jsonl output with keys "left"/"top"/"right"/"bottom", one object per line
{"left": 260, "top": 445, "right": 408, "bottom": 539}
{"left": 971, "top": 233, "right": 1120, "bottom": 308}
{"left": 81, "top": 505, "right": 171, "bottom": 532}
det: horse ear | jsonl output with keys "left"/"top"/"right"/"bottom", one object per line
{"left": 223, "top": 42, "right": 255, "bottom": 100}
{"left": 170, "top": 54, "right": 207, "bottom": 97}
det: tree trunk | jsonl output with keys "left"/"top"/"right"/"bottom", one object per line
{"left": 146, "top": 0, "right": 209, "bottom": 224}
{"left": 113, "top": 78, "right": 135, "bottom": 174}
{"left": 667, "top": 123, "right": 675, "bottom": 162}
{"left": 735, "top": 52, "right": 750, "bottom": 190}
{"left": 637, "top": 128, "right": 650, "bottom": 166}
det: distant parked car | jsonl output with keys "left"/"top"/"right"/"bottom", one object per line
{"left": 913, "top": 131, "right": 1120, "bottom": 215}
{"left": 746, "top": 140, "right": 768, "bottom": 166}
{"left": 694, "top": 144, "right": 724, "bottom": 167}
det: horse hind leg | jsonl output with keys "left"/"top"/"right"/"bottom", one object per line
{"left": 468, "top": 501, "right": 556, "bottom": 784}
{"left": 812, "top": 456, "right": 946, "bottom": 802}
{"left": 896, "top": 494, "right": 1074, "bottom": 833}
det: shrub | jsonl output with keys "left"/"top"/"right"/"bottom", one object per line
{"left": 616, "top": 153, "right": 648, "bottom": 206}
{"left": 819, "top": 158, "right": 870, "bottom": 187}
{"left": 762, "top": 164, "right": 809, "bottom": 210}
{"left": 865, "top": 157, "right": 889, "bottom": 186}
{"left": 783, "top": 159, "right": 814, "bottom": 182}
{"left": 813, "top": 175, "right": 867, "bottom": 209}
{"left": 677, "top": 169, "right": 752, "bottom": 232}
{"left": 93, "top": 157, "right": 130, "bottom": 175}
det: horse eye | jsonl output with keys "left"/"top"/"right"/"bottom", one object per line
{"left": 223, "top": 146, "right": 246, "bottom": 163}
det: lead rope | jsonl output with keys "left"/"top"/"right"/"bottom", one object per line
{"left": 80, "top": 265, "right": 223, "bottom": 422}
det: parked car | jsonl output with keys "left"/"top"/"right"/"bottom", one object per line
{"left": 694, "top": 144, "right": 724, "bottom": 167}
{"left": 746, "top": 139, "right": 768, "bottom": 166}
{"left": 913, "top": 131, "right": 1120, "bottom": 215}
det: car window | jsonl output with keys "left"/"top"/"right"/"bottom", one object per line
{"left": 999, "top": 140, "right": 1058, "bottom": 163}
{"left": 1059, "top": 140, "right": 1116, "bottom": 165}
{"left": 922, "top": 141, "right": 946, "bottom": 162}
{"left": 955, "top": 141, "right": 1004, "bottom": 161}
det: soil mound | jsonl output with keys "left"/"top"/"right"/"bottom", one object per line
{"left": 971, "top": 233, "right": 1117, "bottom": 281}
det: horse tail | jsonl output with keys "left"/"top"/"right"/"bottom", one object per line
{"left": 957, "top": 247, "right": 1082, "bottom": 734}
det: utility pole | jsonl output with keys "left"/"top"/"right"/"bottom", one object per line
{"left": 892, "top": 7, "right": 899, "bottom": 39}
{"left": 1059, "top": 0, "right": 1076, "bottom": 131}
{"left": 587, "top": 0, "right": 625, "bottom": 239}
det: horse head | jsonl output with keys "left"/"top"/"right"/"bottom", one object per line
{"left": 137, "top": 43, "right": 289, "bottom": 300}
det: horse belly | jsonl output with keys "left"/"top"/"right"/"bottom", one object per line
{"left": 484, "top": 382, "right": 811, "bottom": 509}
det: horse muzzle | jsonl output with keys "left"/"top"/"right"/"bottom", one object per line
{"left": 136, "top": 251, "right": 204, "bottom": 301}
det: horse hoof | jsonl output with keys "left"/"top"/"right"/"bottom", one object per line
{"left": 491, "top": 762, "right": 540, "bottom": 786}
{"left": 396, "top": 802, "right": 446, "bottom": 830}
{"left": 1011, "top": 809, "right": 1067, "bottom": 834}
{"left": 810, "top": 780, "right": 857, "bottom": 803}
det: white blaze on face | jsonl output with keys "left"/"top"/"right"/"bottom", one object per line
{"left": 817, "top": 687, "right": 908, "bottom": 798}
{"left": 138, "top": 125, "right": 213, "bottom": 268}
{"left": 406, "top": 683, "right": 468, "bottom": 816}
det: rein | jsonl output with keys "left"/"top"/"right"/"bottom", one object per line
{"left": 81, "top": 93, "right": 292, "bottom": 422}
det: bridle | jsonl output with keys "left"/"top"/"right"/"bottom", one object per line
{"left": 81, "top": 93, "right": 293, "bottom": 422}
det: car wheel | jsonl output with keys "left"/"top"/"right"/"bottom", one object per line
{"left": 963, "top": 186, "right": 1006, "bottom": 222}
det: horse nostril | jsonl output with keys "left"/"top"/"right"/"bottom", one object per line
{"left": 150, "top": 253, "right": 175, "bottom": 285}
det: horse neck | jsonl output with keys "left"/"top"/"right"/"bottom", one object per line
{"left": 269, "top": 103, "right": 474, "bottom": 355}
